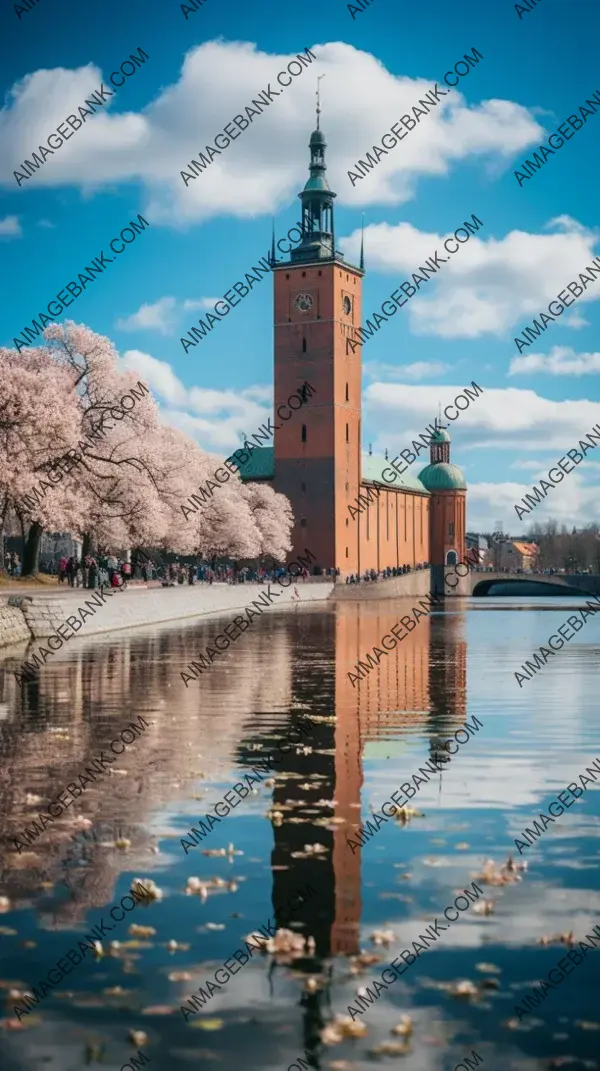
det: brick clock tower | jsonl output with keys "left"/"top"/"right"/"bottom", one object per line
{"left": 272, "top": 107, "right": 364, "bottom": 573}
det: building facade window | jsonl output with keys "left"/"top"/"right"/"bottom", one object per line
{"left": 301, "top": 482, "right": 306, "bottom": 492}
{"left": 301, "top": 424, "right": 307, "bottom": 442}
{"left": 302, "top": 337, "right": 307, "bottom": 352}
{"left": 449, "top": 521, "right": 455, "bottom": 538}
{"left": 345, "top": 423, "right": 349, "bottom": 442}
{"left": 345, "top": 382, "right": 349, "bottom": 401}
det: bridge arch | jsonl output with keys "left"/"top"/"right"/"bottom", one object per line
{"left": 471, "top": 576, "right": 592, "bottom": 597}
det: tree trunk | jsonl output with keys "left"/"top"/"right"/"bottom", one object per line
{"left": 0, "top": 496, "right": 8, "bottom": 574}
{"left": 22, "top": 521, "right": 43, "bottom": 576}
{"left": 82, "top": 532, "right": 96, "bottom": 559}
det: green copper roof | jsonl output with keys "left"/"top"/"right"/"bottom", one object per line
{"left": 362, "top": 454, "right": 429, "bottom": 495}
{"left": 431, "top": 427, "right": 450, "bottom": 443}
{"left": 418, "top": 461, "right": 466, "bottom": 491}
{"left": 235, "top": 446, "right": 275, "bottom": 480}
{"left": 236, "top": 447, "right": 430, "bottom": 494}
{"left": 304, "top": 174, "right": 331, "bottom": 192}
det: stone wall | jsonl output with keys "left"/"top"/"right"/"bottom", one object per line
{"left": 333, "top": 568, "right": 431, "bottom": 601}
{"left": 0, "top": 600, "right": 32, "bottom": 647}
{"left": 0, "top": 581, "right": 336, "bottom": 651}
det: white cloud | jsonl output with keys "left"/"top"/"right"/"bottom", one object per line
{"left": 0, "top": 42, "right": 543, "bottom": 225}
{"left": 563, "top": 311, "right": 590, "bottom": 329}
{"left": 115, "top": 296, "right": 225, "bottom": 334}
{"left": 182, "top": 298, "right": 220, "bottom": 311}
{"left": 509, "top": 345, "right": 600, "bottom": 377}
{"left": 341, "top": 216, "right": 600, "bottom": 339}
{"left": 366, "top": 380, "right": 600, "bottom": 450}
{"left": 37, "top": 218, "right": 55, "bottom": 229}
{"left": 118, "top": 349, "right": 272, "bottom": 451}
{"left": 510, "top": 459, "right": 546, "bottom": 470}
{"left": 466, "top": 474, "right": 600, "bottom": 531}
{"left": 365, "top": 360, "right": 450, "bottom": 380}
{"left": 115, "top": 297, "right": 178, "bottom": 335}
{"left": 119, "top": 350, "right": 189, "bottom": 407}
{"left": 0, "top": 214, "right": 21, "bottom": 237}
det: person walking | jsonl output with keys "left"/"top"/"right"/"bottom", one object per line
{"left": 66, "top": 555, "right": 76, "bottom": 587}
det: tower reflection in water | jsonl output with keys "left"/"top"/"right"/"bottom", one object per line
{"left": 234, "top": 599, "right": 467, "bottom": 1067}
{"left": 0, "top": 598, "right": 466, "bottom": 1065}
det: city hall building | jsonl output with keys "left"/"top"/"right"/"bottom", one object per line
{"left": 239, "top": 115, "right": 467, "bottom": 577}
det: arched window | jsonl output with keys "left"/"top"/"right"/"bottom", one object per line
{"left": 446, "top": 550, "right": 458, "bottom": 566}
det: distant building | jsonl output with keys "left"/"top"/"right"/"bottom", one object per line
{"left": 466, "top": 532, "right": 489, "bottom": 566}
{"left": 498, "top": 539, "right": 538, "bottom": 572}
{"left": 39, "top": 533, "right": 82, "bottom": 571}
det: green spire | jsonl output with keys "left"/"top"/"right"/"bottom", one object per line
{"left": 290, "top": 77, "right": 337, "bottom": 264}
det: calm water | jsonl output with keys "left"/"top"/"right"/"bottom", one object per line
{"left": 1, "top": 595, "right": 599, "bottom": 1070}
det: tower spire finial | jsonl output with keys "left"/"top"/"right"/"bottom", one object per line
{"left": 270, "top": 217, "right": 276, "bottom": 267}
{"left": 360, "top": 213, "right": 365, "bottom": 271}
{"left": 316, "top": 74, "right": 325, "bottom": 130}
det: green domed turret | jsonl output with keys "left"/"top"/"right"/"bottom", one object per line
{"left": 418, "top": 461, "right": 467, "bottom": 491}
{"left": 418, "top": 418, "right": 466, "bottom": 490}
{"left": 430, "top": 426, "right": 450, "bottom": 444}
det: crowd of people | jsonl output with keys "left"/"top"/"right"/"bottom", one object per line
{"left": 5, "top": 552, "right": 21, "bottom": 577}
{"left": 345, "top": 562, "right": 429, "bottom": 584}
{"left": 45, "top": 554, "right": 317, "bottom": 590}
{"left": 158, "top": 561, "right": 315, "bottom": 586}
{"left": 58, "top": 554, "right": 134, "bottom": 591}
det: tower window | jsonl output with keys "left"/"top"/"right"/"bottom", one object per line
{"left": 345, "top": 423, "right": 349, "bottom": 443}
{"left": 302, "top": 271, "right": 306, "bottom": 277}
{"left": 302, "top": 337, "right": 307, "bottom": 352}
{"left": 346, "top": 547, "right": 349, "bottom": 557}
{"left": 346, "top": 517, "right": 349, "bottom": 526}
{"left": 301, "top": 482, "right": 306, "bottom": 492}
{"left": 345, "top": 382, "right": 349, "bottom": 401}
{"left": 449, "top": 521, "right": 455, "bottom": 538}
{"left": 301, "top": 424, "right": 307, "bottom": 442}
{"left": 285, "top": 273, "right": 290, "bottom": 279}
{"left": 318, "top": 270, "right": 322, "bottom": 276}
{"left": 345, "top": 482, "right": 349, "bottom": 491}
{"left": 300, "top": 519, "right": 307, "bottom": 527}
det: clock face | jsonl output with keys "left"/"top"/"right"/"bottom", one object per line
{"left": 294, "top": 292, "right": 314, "bottom": 313}
{"left": 343, "top": 296, "right": 352, "bottom": 315}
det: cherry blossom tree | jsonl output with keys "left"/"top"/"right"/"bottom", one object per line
{"left": 0, "top": 346, "right": 84, "bottom": 572}
{"left": 241, "top": 481, "right": 294, "bottom": 562}
{"left": 0, "top": 322, "right": 294, "bottom": 574}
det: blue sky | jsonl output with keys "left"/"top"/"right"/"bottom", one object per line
{"left": 1, "top": 0, "right": 599, "bottom": 532}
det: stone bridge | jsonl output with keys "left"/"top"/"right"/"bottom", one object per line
{"left": 467, "top": 572, "right": 600, "bottom": 597}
